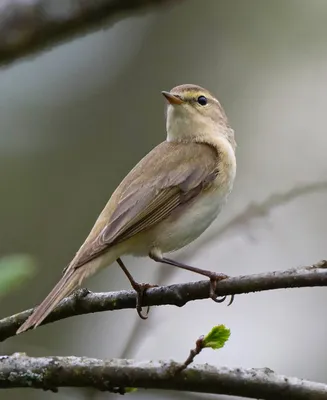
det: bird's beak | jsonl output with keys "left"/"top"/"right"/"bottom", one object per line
{"left": 162, "top": 91, "right": 183, "bottom": 105}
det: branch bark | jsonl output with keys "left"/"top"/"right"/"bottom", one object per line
{"left": 0, "top": 354, "right": 327, "bottom": 399}
{"left": 0, "top": 0, "right": 177, "bottom": 66}
{"left": 1, "top": 260, "right": 326, "bottom": 342}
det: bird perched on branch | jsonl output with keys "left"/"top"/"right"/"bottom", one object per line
{"left": 17, "top": 84, "right": 236, "bottom": 334}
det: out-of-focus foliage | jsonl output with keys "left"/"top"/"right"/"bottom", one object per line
{"left": 0, "top": 255, "right": 36, "bottom": 299}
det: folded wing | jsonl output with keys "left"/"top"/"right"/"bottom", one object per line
{"left": 72, "top": 141, "right": 219, "bottom": 269}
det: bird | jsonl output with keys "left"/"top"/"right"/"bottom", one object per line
{"left": 16, "top": 83, "right": 237, "bottom": 334}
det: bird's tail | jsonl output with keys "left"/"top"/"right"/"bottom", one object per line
{"left": 16, "top": 267, "right": 84, "bottom": 334}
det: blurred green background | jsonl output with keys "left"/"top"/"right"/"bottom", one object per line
{"left": 1, "top": 1, "right": 327, "bottom": 399}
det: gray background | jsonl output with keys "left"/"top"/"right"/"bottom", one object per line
{"left": 1, "top": 1, "right": 327, "bottom": 399}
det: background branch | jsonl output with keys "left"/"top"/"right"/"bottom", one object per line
{"left": 0, "top": 0, "right": 176, "bottom": 66}
{"left": 180, "top": 181, "right": 327, "bottom": 263}
{"left": 1, "top": 260, "right": 326, "bottom": 342}
{"left": 1, "top": 354, "right": 327, "bottom": 399}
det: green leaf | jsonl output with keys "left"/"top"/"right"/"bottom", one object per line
{"left": 125, "top": 387, "right": 137, "bottom": 393}
{"left": 202, "top": 324, "right": 230, "bottom": 350}
{"left": 0, "top": 254, "right": 36, "bottom": 297}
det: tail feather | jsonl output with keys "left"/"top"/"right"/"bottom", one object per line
{"left": 16, "top": 268, "right": 82, "bottom": 334}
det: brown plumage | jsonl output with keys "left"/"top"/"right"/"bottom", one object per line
{"left": 16, "top": 84, "right": 236, "bottom": 334}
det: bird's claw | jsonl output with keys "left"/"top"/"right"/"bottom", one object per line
{"left": 132, "top": 283, "right": 158, "bottom": 320}
{"left": 209, "top": 274, "right": 234, "bottom": 306}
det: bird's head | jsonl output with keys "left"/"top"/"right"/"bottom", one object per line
{"left": 162, "top": 84, "right": 235, "bottom": 149}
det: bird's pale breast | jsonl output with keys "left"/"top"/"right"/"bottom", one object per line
{"left": 152, "top": 185, "right": 229, "bottom": 253}
{"left": 129, "top": 137, "right": 236, "bottom": 255}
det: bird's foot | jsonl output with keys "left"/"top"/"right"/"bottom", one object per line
{"left": 116, "top": 257, "right": 159, "bottom": 319}
{"left": 131, "top": 282, "right": 159, "bottom": 320}
{"left": 207, "top": 273, "right": 234, "bottom": 306}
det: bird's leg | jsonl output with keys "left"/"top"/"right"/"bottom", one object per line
{"left": 116, "top": 258, "right": 158, "bottom": 320}
{"left": 149, "top": 250, "right": 234, "bottom": 305}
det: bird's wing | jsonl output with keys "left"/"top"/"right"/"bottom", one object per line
{"left": 72, "top": 141, "right": 218, "bottom": 269}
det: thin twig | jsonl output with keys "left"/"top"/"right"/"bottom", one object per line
{"left": 177, "top": 336, "right": 205, "bottom": 372}
{"left": 0, "top": 0, "right": 177, "bottom": 66}
{"left": 1, "top": 260, "right": 326, "bottom": 342}
{"left": 0, "top": 354, "right": 327, "bottom": 399}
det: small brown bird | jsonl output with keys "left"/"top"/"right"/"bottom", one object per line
{"left": 17, "top": 84, "right": 236, "bottom": 334}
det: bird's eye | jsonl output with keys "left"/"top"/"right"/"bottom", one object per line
{"left": 197, "top": 96, "right": 207, "bottom": 106}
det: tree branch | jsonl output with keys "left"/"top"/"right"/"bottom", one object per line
{"left": 0, "top": 0, "right": 177, "bottom": 66}
{"left": 1, "top": 260, "right": 326, "bottom": 342}
{"left": 0, "top": 354, "right": 326, "bottom": 399}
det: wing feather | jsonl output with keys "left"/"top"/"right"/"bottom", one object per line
{"left": 73, "top": 142, "right": 218, "bottom": 268}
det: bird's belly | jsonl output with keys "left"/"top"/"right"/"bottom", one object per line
{"left": 150, "top": 189, "right": 228, "bottom": 253}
